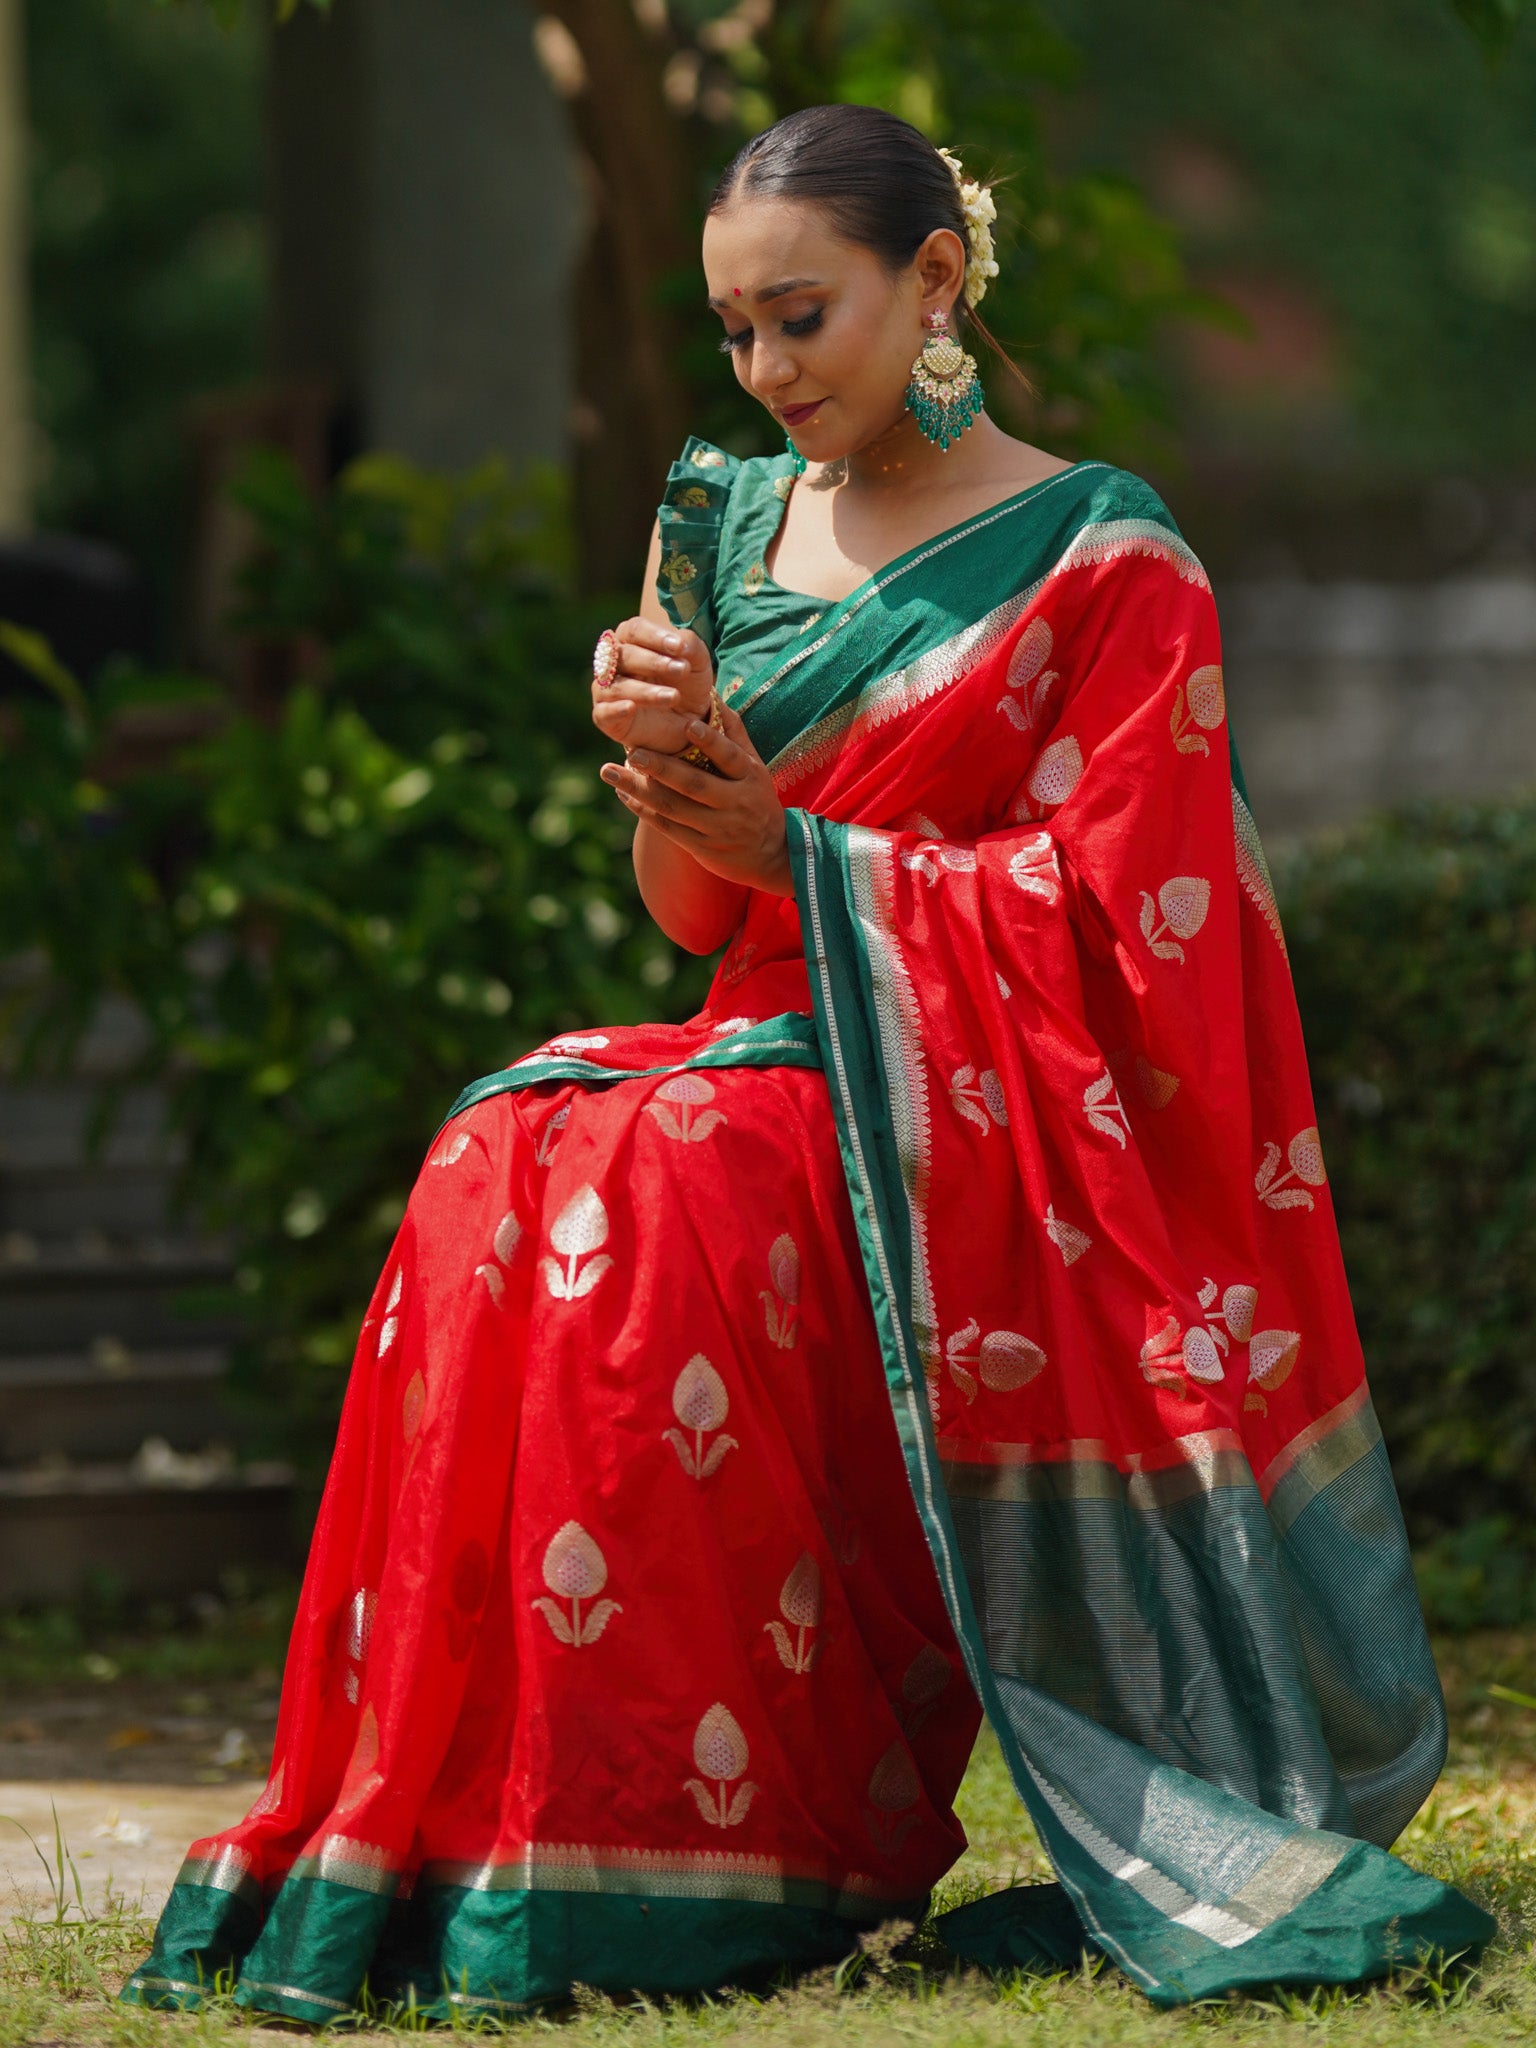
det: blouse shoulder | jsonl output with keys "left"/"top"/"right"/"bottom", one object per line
{"left": 654, "top": 437, "right": 797, "bottom": 650}
{"left": 654, "top": 437, "right": 740, "bottom": 648}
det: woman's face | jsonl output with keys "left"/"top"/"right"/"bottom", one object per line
{"left": 702, "top": 196, "right": 965, "bottom": 463}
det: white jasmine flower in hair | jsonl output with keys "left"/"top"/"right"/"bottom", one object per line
{"left": 937, "top": 146, "right": 1000, "bottom": 307}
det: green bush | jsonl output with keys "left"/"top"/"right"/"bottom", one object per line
{"left": 0, "top": 455, "right": 709, "bottom": 1460}
{"left": 1277, "top": 796, "right": 1536, "bottom": 1546}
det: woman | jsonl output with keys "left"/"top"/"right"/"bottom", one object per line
{"left": 125, "top": 105, "right": 1490, "bottom": 2020}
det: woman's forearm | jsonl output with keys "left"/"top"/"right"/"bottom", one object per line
{"left": 633, "top": 816, "right": 749, "bottom": 954}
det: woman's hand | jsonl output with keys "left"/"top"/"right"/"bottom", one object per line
{"left": 590, "top": 618, "right": 715, "bottom": 758}
{"left": 600, "top": 703, "right": 793, "bottom": 898}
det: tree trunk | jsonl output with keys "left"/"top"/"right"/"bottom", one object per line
{"left": 0, "top": 0, "right": 29, "bottom": 533}
{"left": 543, "top": 0, "right": 698, "bottom": 595}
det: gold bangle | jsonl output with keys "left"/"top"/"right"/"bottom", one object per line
{"left": 679, "top": 690, "right": 727, "bottom": 775}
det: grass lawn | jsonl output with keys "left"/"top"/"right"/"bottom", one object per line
{"left": 2, "top": 1631, "right": 1532, "bottom": 2045}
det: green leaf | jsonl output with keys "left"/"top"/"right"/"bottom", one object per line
{"left": 1452, "top": 0, "right": 1526, "bottom": 57}
{"left": 0, "top": 621, "right": 88, "bottom": 722}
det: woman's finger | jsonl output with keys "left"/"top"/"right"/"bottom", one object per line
{"left": 621, "top": 749, "right": 730, "bottom": 808}
{"left": 607, "top": 771, "right": 707, "bottom": 838}
{"left": 679, "top": 714, "right": 751, "bottom": 781}
{"left": 614, "top": 617, "right": 689, "bottom": 656}
{"left": 716, "top": 702, "right": 767, "bottom": 766}
{"left": 613, "top": 648, "right": 690, "bottom": 687}
{"left": 592, "top": 676, "right": 680, "bottom": 707}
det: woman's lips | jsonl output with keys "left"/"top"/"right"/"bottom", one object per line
{"left": 781, "top": 400, "right": 825, "bottom": 427}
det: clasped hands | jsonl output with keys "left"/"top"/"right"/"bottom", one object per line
{"left": 590, "top": 618, "right": 792, "bottom": 897}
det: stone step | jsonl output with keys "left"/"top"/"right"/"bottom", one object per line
{"left": 0, "top": 1165, "right": 177, "bottom": 1235}
{"left": 0, "top": 1235, "right": 234, "bottom": 1352}
{"left": 0, "top": 1081, "right": 180, "bottom": 1171}
{"left": 0, "top": 1347, "right": 235, "bottom": 1464}
{"left": 0, "top": 1458, "right": 297, "bottom": 1602}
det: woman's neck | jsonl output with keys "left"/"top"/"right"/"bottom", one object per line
{"left": 831, "top": 410, "right": 1011, "bottom": 497}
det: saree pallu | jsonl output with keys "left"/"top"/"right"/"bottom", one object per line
{"left": 125, "top": 450, "right": 1491, "bottom": 2020}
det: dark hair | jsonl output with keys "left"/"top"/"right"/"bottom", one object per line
{"left": 710, "top": 103, "right": 1025, "bottom": 386}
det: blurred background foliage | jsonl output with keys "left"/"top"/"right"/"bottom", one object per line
{"left": 28, "top": 0, "right": 264, "bottom": 618}
{"left": 1, "top": 453, "right": 710, "bottom": 1458}
{"left": 0, "top": 0, "right": 1532, "bottom": 1586}
{"left": 43, "top": 0, "right": 1536, "bottom": 595}
{"left": 1280, "top": 799, "right": 1536, "bottom": 1619}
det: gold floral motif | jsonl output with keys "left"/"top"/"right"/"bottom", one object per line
{"left": 685, "top": 1703, "right": 757, "bottom": 1828}
{"left": 342, "top": 1586, "right": 377, "bottom": 1704}
{"left": 901, "top": 841, "right": 978, "bottom": 886}
{"left": 1044, "top": 1204, "right": 1092, "bottom": 1266}
{"left": 945, "top": 1317, "right": 1047, "bottom": 1403}
{"left": 772, "top": 472, "right": 794, "bottom": 501}
{"left": 1244, "top": 1328, "right": 1301, "bottom": 1415}
{"left": 760, "top": 1232, "right": 800, "bottom": 1349}
{"left": 534, "top": 1102, "right": 570, "bottom": 1168}
{"left": 690, "top": 447, "right": 728, "bottom": 469}
{"left": 899, "top": 1644, "right": 952, "bottom": 1739}
{"left": 248, "top": 1762, "right": 285, "bottom": 1820}
{"left": 1170, "top": 664, "right": 1226, "bottom": 755}
{"left": 1007, "top": 832, "right": 1061, "bottom": 903}
{"left": 1197, "top": 1276, "right": 1258, "bottom": 1353}
{"left": 1139, "top": 1311, "right": 1225, "bottom": 1398}
{"left": 644, "top": 1074, "right": 727, "bottom": 1144}
{"left": 377, "top": 1268, "right": 402, "bottom": 1358}
{"left": 950, "top": 1064, "right": 1008, "bottom": 1133}
{"left": 996, "top": 617, "right": 1059, "bottom": 733}
{"left": 866, "top": 1742, "right": 920, "bottom": 1856}
{"left": 476, "top": 1209, "right": 523, "bottom": 1309}
{"left": 1083, "top": 1070, "right": 1132, "bottom": 1148}
{"left": 542, "top": 1184, "right": 613, "bottom": 1301}
{"left": 664, "top": 1355, "right": 738, "bottom": 1478}
{"left": 764, "top": 1552, "right": 822, "bottom": 1673}
{"left": 1256, "top": 1127, "right": 1327, "bottom": 1211}
{"left": 1021, "top": 734, "right": 1084, "bottom": 816}
{"left": 1138, "top": 875, "right": 1211, "bottom": 964}
{"left": 336, "top": 1703, "right": 382, "bottom": 1815}
{"left": 402, "top": 1371, "right": 426, "bottom": 1443}
{"left": 673, "top": 484, "right": 710, "bottom": 507}
{"left": 1135, "top": 1057, "right": 1180, "bottom": 1110}
{"left": 742, "top": 561, "right": 766, "bottom": 597}
{"left": 533, "top": 1521, "right": 622, "bottom": 1647}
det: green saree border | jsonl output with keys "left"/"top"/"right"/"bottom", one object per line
{"left": 737, "top": 472, "right": 1214, "bottom": 779}
{"left": 123, "top": 1861, "right": 929, "bottom": 2023}
{"left": 784, "top": 806, "right": 1493, "bottom": 2003}
{"left": 785, "top": 802, "right": 1121, "bottom": 1961}
{"left": 437, "top": 1012, "right": 821, "bottom": 1135}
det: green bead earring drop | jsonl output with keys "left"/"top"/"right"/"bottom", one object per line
{"left": 905, "top": 306, "right": 984, "bottom": 451}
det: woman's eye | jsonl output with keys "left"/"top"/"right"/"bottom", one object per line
{"left": 718, "top": 329, "right": 752, "bottom": 354}
{"left": 782, "top": 309, "right": 823, "bottom": 338}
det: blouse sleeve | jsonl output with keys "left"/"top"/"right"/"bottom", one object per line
{"left": 654, "top": 437, "right": 742, "bottom": 652}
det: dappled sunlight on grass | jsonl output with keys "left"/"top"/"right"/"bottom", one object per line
{"left": 2, "top": 1631, "right": 1532, "bottom": 2043}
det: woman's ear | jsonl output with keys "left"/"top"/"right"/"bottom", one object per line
{"left": 914, "top": 226, "right": 968, "bottom": 321}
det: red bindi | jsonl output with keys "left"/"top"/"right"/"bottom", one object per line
{"left": 733, "top": 288, "right": 741, "bottom": 297}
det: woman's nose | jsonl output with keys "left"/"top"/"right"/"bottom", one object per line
{"left": 747, "top": 343, "right": 796, "bottom": 399}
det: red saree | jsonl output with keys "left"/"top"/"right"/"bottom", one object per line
{"left": 126, "top": 445, "right": 1489, "bottom": 2020}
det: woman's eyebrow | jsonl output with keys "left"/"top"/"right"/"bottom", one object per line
{"left": 705, "top": 277, "right": 823, "bottom": 310}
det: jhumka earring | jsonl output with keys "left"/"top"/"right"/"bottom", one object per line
{"left": 784, "top": 435, "right": 808, "bottom": 476}
{"left": 905, "top": 306, "right": 984, "bottom": 451}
